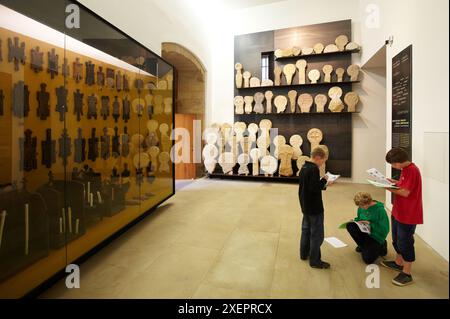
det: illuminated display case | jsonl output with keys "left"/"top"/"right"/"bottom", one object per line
{"left": 0, "top": 0, "right": 175, "bottom": 297}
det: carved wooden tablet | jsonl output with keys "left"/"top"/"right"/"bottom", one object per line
{"left": 344, "top": 92, "right": 360, "bottom": 112}
{"left": 244, "top": 96, "right": 254, "bottom": 114}
{"left": 274, "top": 49, "right": 284, "bottom": 58}
{"left": 254, "top": 92, "right": 265, "bottom": 114}
{"left": 260, "top": 155, "right": 278, "bottom": 176}
{"left": 133, "top": 152, "right": 150, "bottom": 169}
{"left": 237, "top": 153, "right": 250, "bottom": 175}
{"left": 265, "top": 91, "right": 274, "bottom": 113}
{"left": 257, "top": 136, "right": 269, "bottom": 156}
{"left": 234, "top": 121, "right": 247, "bottom": 142}
{"left": 324, "top": 44, "right": 339, "bottom": 53}
{"left": 336, "top": 68, "right": 345, "bottom": 82}
{"left": 296, "top": 155, "right": 310, "bottom": 176}
{"left": 261, "top": 79, "right": 274, "bottom": 87}
{"left": 218, "top": 152, "right": 236, "bottom": 175}
{"left": 259, "top": 119, "right": 272, "bottom": 131}
{"left": 202, "top": 141, "right": 219, "bottom": 159}
{"left": 292, "top": 47, "right": 301, "bottom": 56}
{"left": 248, "top": 123, "right": 259, "bottom": 142}
{"left": 249, "top": 148, "right": 261, "bottom": 176}
{"left": 234, "top": 96, "right": 244, "bottom": 114}
{"left": 274, "top": 66, "right": 282, "bottom": 86}
{"left": 295, "top": 59, "right": 307, "bottom": 84}
{"left": 335, "top": 35, "right": 349, "bottom": 51}
{"left": 235, "top": 63, "right": 243, "bottom": 88}
{"left": 345, "top": 42, "right": 360, "bottom": 51}
{"left": 302, "top": 47, "right": 314, "bottom": 55}
{"left": 273, "top": 134, "right": 286, "bottom": 158}
{"left": 288, "top": 90, "right": 297, "bottom": 113}
{"left": 308, "top": 69, "right": 320, "bottom": 84}
{"left": 322, "top": 64, "right": 333, "bottom": 83}
{"left": 279, "top": 144, "right": 294, "bottom": 176}
{"left": 314, "top": 94, "right": 328, "bottom": 113}
{"left": 250, "top": 77, "right": 261, "bottom": 87}
{"left": 204, "top": 158, "right": 217, "bottom": 174}
{"left": 154, "top": 95, "right": 163, "bottom": 114}
{"left": 243, "top": 71, "right": 251, "bottom": 88}
{"left": 274, "top": 95, "right": 288, "bottom": 113}
{"left": 289, "top": 134, "right": 303, "bottom": 160}
{"left": 347, "top": 64, "right": 360, "bottom": 81}
{"left": 298, "top": 93, "right": 314, "bottom": 113}
{"left": 328, "top": 86, "right": 344, "bottom": 112}
{"left": 283, "top": 64, "right": 296, "bottom": 85}
{"left": 147, "top": 119, "right": 159, "bottom": 132}
{"left": 307, "top": 128, "right": 323, "bottom": 151}
{"left": 159, "top": 152, "right": 171, "bottom": 173}
{"left": 313, "top": 43, "right": 324, "bottom": 54}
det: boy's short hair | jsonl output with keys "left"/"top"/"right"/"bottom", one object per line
{"left": 386, "top": 147, "right": 410, "bottom": 164}
{"left": 354, "top": 192, "right": 373, "bottom": 206}
{"left": 311, "top": 147, "right": 326, "bottom": 159}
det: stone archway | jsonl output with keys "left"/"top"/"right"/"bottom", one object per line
{"left": 161, "top": 42, "right": 206, "bottom": 179}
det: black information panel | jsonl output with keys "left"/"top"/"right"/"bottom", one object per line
{"left": 391, "top": 45, "right": 412, "bottom": 179}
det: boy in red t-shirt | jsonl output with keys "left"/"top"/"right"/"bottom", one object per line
{"left": 381, "top": 148, "right": 423, "bottom": 286}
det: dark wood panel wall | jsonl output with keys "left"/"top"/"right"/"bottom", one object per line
{"left": 233, "top": 20, "right": 354, "bottom": 177}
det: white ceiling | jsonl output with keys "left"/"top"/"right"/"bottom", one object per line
{"left": 223, "top": 0, "right": 287, "bottom": 9}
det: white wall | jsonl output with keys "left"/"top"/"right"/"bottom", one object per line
{"left": 359, "top": 0, "right": 449, "bottom": 260}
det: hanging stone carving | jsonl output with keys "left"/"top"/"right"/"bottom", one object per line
{"left": 58, "top": 129, "right": 72, "bottom": 165}
{"left": 41, "top": 129, "right": 56, "bottom": 168}
{"left": 85, "top": 61, "right": 95, "bottom": 86}
{"left": 122, "top": 96, "right": 131, "bottom": 122}
{"left": 121, "top": 126, "right": 130, "bottom": 158}
{"left": 36, "top": 83, "right": 50, "bottom": 120}
{"left": 30, "top": 46, "right": 44, "bottom": 73}
{"left": 8, "top": 37, "right": 26, "bottom": 71}
{"left": 88, "top": 128, "right": 99, "bottom": 161}
{"left": 87, "top": 94, "right": 98, "bottom": 119}
{"left": 55, "top": 86, "right": 68, "bottom": 121}
{"left": 101, "top": 95, "right": 110, "bottom": 120}
{"left": 101, "top": 127, "right": 111, "bottom": 160}
{"left": 112, "top": 127, "right": 120, "bottom": 158}
{"left": 47, "top": 48, "right": 59, "bottom": 79}
{"left": 97, "top": 66, "right": 105, "bottom": 86}
{"left": 74, "top": 128, "right": 86, "bottom": 164}
{"left": 20, "top": 129, "right": 37, "bottom": 172}
{"left": 12, "top": 81, "right": 30, "bottom": 118}
{"left": 73, "top": 89, "right": 84, "bottom": 121}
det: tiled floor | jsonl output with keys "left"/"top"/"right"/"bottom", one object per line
{"left": 41, "top": 179, "right": 449, "bottom": 299}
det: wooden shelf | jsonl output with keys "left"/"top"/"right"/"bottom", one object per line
{"left": 236, "top": 80, "right": 359, "bottom": 92}
{"left": 235, "top": 111, "right": 358, "bottom": 116}
{"left": 273, "top": 48, "right": 361, "bottom": 61}
{"left": 208, "top": 173, "right": 299, "bottom": 183}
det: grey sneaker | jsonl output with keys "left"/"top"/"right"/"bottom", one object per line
{"left": 392, "top": 272, "right": 414, "bottom": 286}
{"left": 381, "top": 260, "right": 403, "bottom": 272}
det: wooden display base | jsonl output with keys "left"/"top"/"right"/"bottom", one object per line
{"left": 208, "top": 173, "right": 299, "bottom": 183}
{"left": 236, "top": 80, "right": 360, "bottom": 92}
{"left": 274, "top": 48, "right": 360, "bottom": 61}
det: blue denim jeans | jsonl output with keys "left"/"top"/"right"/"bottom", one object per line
{"left": 392, "top": 215, "right": 416, "bottom": 262}
{"left": 300, "top": 213, "right": 324, "bottom": 266}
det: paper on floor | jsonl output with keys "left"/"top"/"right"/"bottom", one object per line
{"left": 325, "top": 237, "right": 347, "bottom": 248}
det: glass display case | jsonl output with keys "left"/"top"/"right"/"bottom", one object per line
{"left": 0, "top": 0, "right": 174, "bottom": 298}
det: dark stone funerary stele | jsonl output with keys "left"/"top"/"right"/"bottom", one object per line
{"left": 12, "top": 81, "right": 30, "bottom": 118}
{"left": 58, "top": 129, "right": 72, "bottom": 165}
{"left": 36, "top": 83, "right": 50, "bottom": 120}
{"left": 121, "top": 163, "right": 131, "bottom": 178}
{"left": 73, "top": 58, "right": 83, "bottom": 83}
{"left": 88, "top": 128, "right": 99, "bottom": 161}
{"left": 47, "top": 48, "right": 59, "bottom": 79}
{"left": 123, "top": 73, "right": 130, "bottom": 91}
{"left": 8, "top": 37, "right": 26, "bottom": 71}
{"left": 55, "top": 86, "right": 68, "bottom": 121}
{"left": 122, "top": 96, "right": 131, "bottom": 123}
{"left": 74, "top": 128, "right": 86, "bottom": 163}
{"left": 0, "top": 39, "right": 3, "bottom": 62}
{"left": 106, "top": 68, "right": 115, "bottom": 89}
{"left": 41, "top": 128, "right": 56, "bottom": 168}
{"left": 134, "top": 79, "right": 144, "bottom": 92}
{"left": 62, "top": 58, "right": 70, "bottom": 77}
{"left": 0, "top": 89, "right": 4, "bottom": 116}
{"left": 73, "top": 89, "right": 84, "bottom": 121}
{"left": 20, "top": 129, "right": 37, "bottom": 172}
{"left": 101, "top": 95, "right": 110, "bottom": 120}
{"left": 121, "top": 126, "right": 130, "bottom": 157}
{"left": 100, "top": 127, "right": 111, "bottom": 160}
{"left": 30, "top": 46, "right": 44, "bottom": 73}
{"left": 112, "top": 96, "right": 120, "bottom": 122}
{"left": 85, "top": 61, "right": 95, "bottom": 86}
{"left": 97, "top": 66, "right": 105, "bottom": 86}
{"left": 112, "top": 126, "right": 120, "bottom": 158}
{"left": 116, "top": 70, "right": 123, "bottom": 91}
{"left": 87, "top": 94, "right": 98, "bottom": 119}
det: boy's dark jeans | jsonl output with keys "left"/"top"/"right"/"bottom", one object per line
{"left": 300, "top": 212, "right": 324, "bottom": 266}
{"left": 346, "top": 222, "right": 384, "bottom": 264}
{"left": 392, "top": 215, "right": 416, "bottom": 262}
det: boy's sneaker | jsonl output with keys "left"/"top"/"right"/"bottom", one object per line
{"left": 355, "top": 246, "right": 362, "bottom": 253}
{"left": 300, "top": 255, "right": 309, "bottom": 261}
{"left": 379, "top": 241, "right": 388, "bottom": 257}
{"left": 381, "top": 260, "right": 403, "bottom": 272}
{"left": 310, "top": 261, "right": 330, "bottom": 269}
{"left": 392, "top": 272, "right": 414, "bottom": 286}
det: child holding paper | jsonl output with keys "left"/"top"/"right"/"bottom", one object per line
{"left": 298, "top": 147, "right": 332, "bottom": 269}
{"left": 346, "top": 192, "right": 389, "bottom": 264}
{"left": 382, "top": 148, "right": 423, "bottom": 286}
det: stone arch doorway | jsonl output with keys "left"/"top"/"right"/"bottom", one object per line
{"left": 161, "top": 42, "right": 206, "bottom": 180}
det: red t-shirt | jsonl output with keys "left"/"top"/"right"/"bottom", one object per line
{"left": 392, "top": 163, "right": 423, "bottom": 225}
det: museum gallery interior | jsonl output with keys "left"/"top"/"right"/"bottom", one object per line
{"left": 0, "top": 0, "right": 448, "bottom": 299}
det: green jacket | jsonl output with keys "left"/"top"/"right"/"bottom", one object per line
{"left": 354, "top": 201, "right": 389, "bottom": 244}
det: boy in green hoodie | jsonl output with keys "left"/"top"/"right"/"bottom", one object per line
{"left": 346, "top": 192, "right": 389, "bottom": 264}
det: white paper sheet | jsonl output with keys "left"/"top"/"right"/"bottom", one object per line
{"left": 325, "top": 172, "right": 340, "bottom": 184}
{"left": 325, "top": 237, "right": 347, "bottom": 248}
{"left": 366, "top": 168, "right": 394, "bottom": 186}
